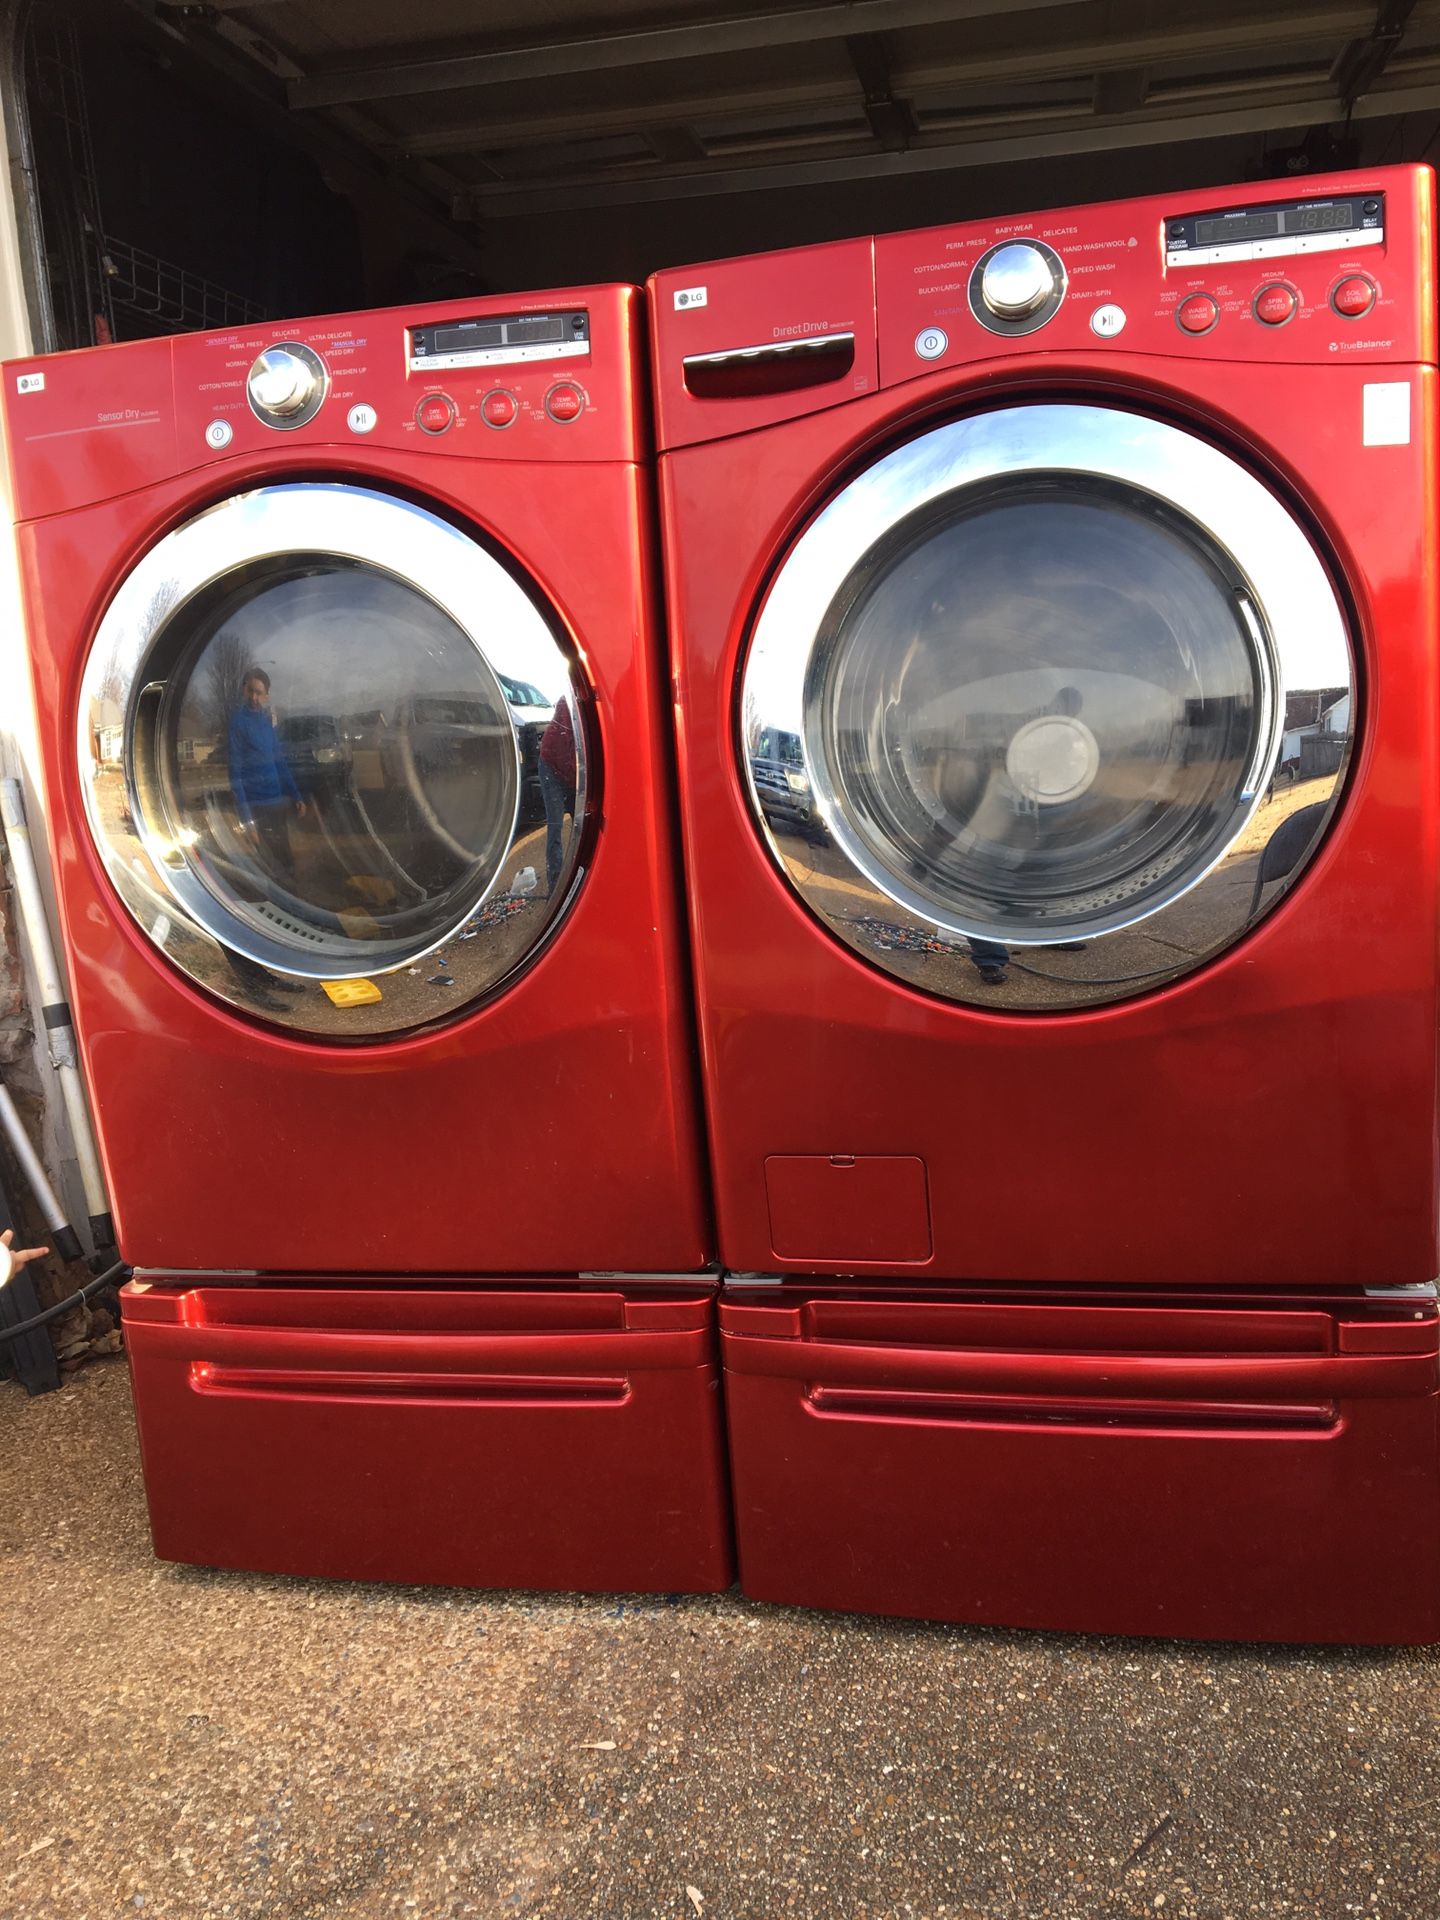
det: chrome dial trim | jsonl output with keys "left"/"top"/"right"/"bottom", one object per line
{"left": 246, "top": 343, "right": 329, "bottom": 430}
{"left": 968, "top": 241, "right": 1067, "bottom": 336}
{"left": 980, "top": 242, "right": 1056, "bottom": 317}
{"left": 741, "top": 403, "right": 1354, "bottom": 1013}
{"left": 80, "top": 483, "right": 591, "bottom": 1038}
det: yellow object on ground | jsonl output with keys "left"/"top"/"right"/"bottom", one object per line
{"left": 321, "top": 978, "right": 382, "bottom": 1007}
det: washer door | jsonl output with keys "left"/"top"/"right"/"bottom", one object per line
{"left": 742, "top": 403, "right": 1355, "bottom": 1011}
{"left": 81, "top": 484, "right": 591, "bottom": 1036}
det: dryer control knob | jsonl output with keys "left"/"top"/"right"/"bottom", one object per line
{"left": 247, "top": 345, "right": 327, "bottom": 428}
{"left": 980, "top": 243, "right": 1056, "bottom": 319}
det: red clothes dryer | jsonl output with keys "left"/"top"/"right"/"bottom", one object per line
{"left": 5, "top": 287, "right": 728, "bottom": 1593}
{"left": 650, "top": 169, "right": 1440, "bottom": 1640}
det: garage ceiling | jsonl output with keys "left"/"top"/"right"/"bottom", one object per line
{"left": 137, "top": 0, "right": 1440, "bottom": 220}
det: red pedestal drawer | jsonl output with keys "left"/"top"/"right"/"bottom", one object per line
{"left": 123, "top": 1278, "right": 732, "bottom": 1593}
{"left": 720, "top": 1288, "right": 1440, "bottom": 1643}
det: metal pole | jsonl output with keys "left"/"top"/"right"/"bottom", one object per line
{"left": 0, "top": 779, "right": 113, "bottom": 1254}
{"left": 0, "top": 1081, "right": 80, "bottom": 1262}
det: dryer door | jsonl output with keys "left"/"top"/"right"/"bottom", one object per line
{"left": 81, "top": 483, "right": 590, "bottom": 1036}
{"left": 741, "top": 403, "right": 1355, "bottom": 1010}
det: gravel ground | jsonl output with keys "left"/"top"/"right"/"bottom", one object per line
{"left": 3, "top": 1360, "right": 1439, "bottom": 1920}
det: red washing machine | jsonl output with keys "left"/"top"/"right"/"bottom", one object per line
{"left": 4, "top": 288, "right": 730, "bottom": 1594}
{"left": 650, "top": 167, "right": 1440, "bottom": 1641}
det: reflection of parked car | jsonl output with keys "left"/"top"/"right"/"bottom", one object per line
{"left": 499, "top": 674, "right": 550, "bottom": 717}
{"left": 276, "top": 711, "right": 352, "bottom": 792}
{"left": 750, "top": 727, "right": 821, "bottom": 837}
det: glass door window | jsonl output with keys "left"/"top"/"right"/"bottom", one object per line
{"left": 742, "top": 405, "right": 1354, "bottom": 1011}
{"left": 82, "top": 485, "right": 591, "bottom": 1036}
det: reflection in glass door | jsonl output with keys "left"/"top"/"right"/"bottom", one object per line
{"left": 82, "top": 484, "right": 593, "bottom": 1036}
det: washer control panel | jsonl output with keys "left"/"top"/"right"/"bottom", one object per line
{"left": 0, "top": 286, "right": 640, "bottom": 518}
{"left": 874, "top": 166, "right": 1427, "bottom": 386}
{"left": 194, "top": 302, "right": 600, "bottom": 455}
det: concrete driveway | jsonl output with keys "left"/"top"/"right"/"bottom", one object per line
{"left": 3, "top": 1361, "right": 1436, "bottom": 1919}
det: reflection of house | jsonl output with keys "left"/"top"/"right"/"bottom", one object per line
{"left": 1297, "top": 692, "right": 1351, "bottom": 779}
{"left": 92, "top": 696, "right": 124, "bottom": 765}
{"left": 1280, "top": 686, "right": 1349, "bottom": 763}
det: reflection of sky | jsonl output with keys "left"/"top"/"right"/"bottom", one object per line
{"left": 84, "top": 484, "right": 573, "bottom": 737}
{"left": 744, "top": 404, "right": 1352, "bottom": 745}
{"left": 180, "top": 571, "right": 507, "bottom": 726}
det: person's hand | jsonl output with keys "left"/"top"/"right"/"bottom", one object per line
{"left": 0, "top": 1229, "right": 47, "bottom": 1287}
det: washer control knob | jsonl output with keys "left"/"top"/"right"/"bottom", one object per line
{"left": 545, "top": 382, "right": 585, "bottom": 423}
{"left": 980, "top": 243, "right": 1056, "bottom": 319}
{"left": 416, "top": 393, "right": 457, "bottom": 434}
{"left": 481, "top": 389, "right": 518, "bottom": 428}
{"left": 1253, "top": 284, "right": 1297, "bottom": 326}
{"left": 1332, "top": 274, "right": 1377, "bottom": 318}
{"left": 247, "top": 345, "right": 326, "bottom": 425}
{"left": 1176, "top": 294, "right": 1219, "bottom": 335}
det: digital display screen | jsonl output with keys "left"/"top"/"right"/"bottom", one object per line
{"left": 1195, "top": 212, "right": 1281, "bottom": 244}
{"left": 432, "top": 322, "right": 503, "bottom": 352}
{"left": 410, "top": 309, "right": 588, "bottom": 364}
{"left": 1286, "top": 202, "right": 1355, "bottom": 233}
{"left": 509, "top": 317, "right": 564, "bottom": 343}
{"left": 1193, "top": 202, "right": 1356, "bottom": 246}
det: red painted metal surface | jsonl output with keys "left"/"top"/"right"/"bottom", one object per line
{"left": 720, "top": 1286, "right": 1440, "bottom": 1641}
{"left": 650, "top": 238, "right": 877, "bottom": 450}
{"left": 4, "top": 286, "right": 711, "bottom": 1275}
{"left": 648, "top": 167, "right": 1440, "bottom": 1290}
{"left": 6, "top": 284, "right": 647, "bottom": 521}
{"left": 124, "top": 1279, "right": 732, "bottom": 1591}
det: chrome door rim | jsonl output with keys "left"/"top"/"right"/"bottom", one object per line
{"left": 740, "top": 403, "right": 1355, "bottom": 1012}
{"left": 80, "top": 483, "right": 591, "bottom": 1037}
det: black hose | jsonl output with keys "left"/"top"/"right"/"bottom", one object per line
{"left": 0, "top": 1259, "right": 129, "bottom": 1347}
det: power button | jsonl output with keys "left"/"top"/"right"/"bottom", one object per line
{"left": 914, "top": 327, "right": 949, "bottom": 360}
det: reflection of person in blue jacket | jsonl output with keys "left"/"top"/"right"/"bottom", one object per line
{"left": 228, "top": 668, "right": 307, "bottom": 873}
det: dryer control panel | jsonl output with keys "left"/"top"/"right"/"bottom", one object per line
{"left": 1, "top": 284, "right": 645, "bottom": 521}
{"left": 874, "top": 163, "right": 1432, "bottom": 388}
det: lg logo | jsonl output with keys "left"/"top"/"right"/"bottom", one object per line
{"left": 673, "top": 286, "right": 708, "bottom": 311}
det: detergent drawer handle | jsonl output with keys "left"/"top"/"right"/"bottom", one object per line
{"left": 723, "top": 1333, "right": 1437, "bottom": 1402}
{"left": 189, "top": 1363, "right": 631, "bottom": 1408}
{"left": 682, "top": 331, "right": 855, "bottom": 400}
{"left": 133, "top": 1320, "right": 706, "bottom": 1374}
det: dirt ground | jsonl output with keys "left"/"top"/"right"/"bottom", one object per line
{"left": 3, "top": 1360, "right": 1439, "bottom": 1920}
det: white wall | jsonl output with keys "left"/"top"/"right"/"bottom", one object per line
{"left": 0, "top": 119, "right": 97, "bottom": 1234}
